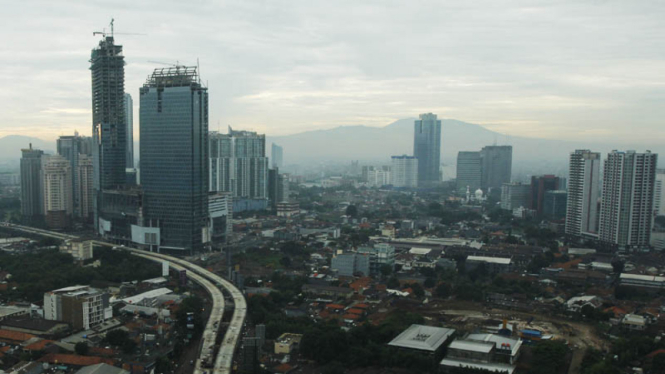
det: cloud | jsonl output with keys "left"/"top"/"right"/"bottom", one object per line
{"left": 1, "top": 0, "right": 664, "bottom": 144}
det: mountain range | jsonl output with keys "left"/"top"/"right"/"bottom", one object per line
{"left": 1, "top": 119, "right": 661, "bottom": 177}
{"left": 268, "top": 119, "right": 663, "bottom": 175}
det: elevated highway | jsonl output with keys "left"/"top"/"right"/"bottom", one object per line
{"left": 2, "top": 223, "right": 246, "bottom": 374}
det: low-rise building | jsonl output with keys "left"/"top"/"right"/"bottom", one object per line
{"left": 621, "top": 314, "right": 647, "bottom": 331}
{"left": 274, "top": 333, "right": 303, "bottom": 355}
{"left": 466, "top": 256, "right": 512, "bottom": 273}
{"left": 619, "top": 273, "right": 665, "bottom": 291}
{"left": 387, "top": 324, "right": 455, "bottom": 355}
{"left": 331, "top": 253, "right": 371, "bottom": 277}
{"left": 60, "top": 239, "right": 94, "bottom": 261}
{"left": 43, "top": 285, "right": 112, "bottom": 330}
{"left": 276, "top": 202, "right": 300, "bottom": 217}
{"left": 440, "top": 334, "right": 522, "bottom": 374}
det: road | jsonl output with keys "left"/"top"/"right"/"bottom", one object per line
{"left": 2, "top": 223, "right": 246, "bottom": 374}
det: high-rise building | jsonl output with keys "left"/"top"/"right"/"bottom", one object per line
{"left": 599, "top": 150, "right": 657, "bottom": 250}
{"left": 57, "top": 133, "right": 93, "bottom": 218}
{"left": 77, "top": 155, "right": 94, "bottom": 221}
{"left": 456, "top": 151, "right": 481, "bottom": 192}
{"left": 413, "top": 113, "right": 441, "bottom": 186}
{"left": 42, "top": 155, "right": 73, "bottom": 229}
{"left": 480, "top": 145, "right": 512, "bottom": 191}
{"left": 20, "top": 145, "right": 44, "bottom": 223}
{"left": 140, "top": 66, "right": 209, "bottom": 252}
{"left": 209, "top": 128, "right": 268, "bottom": 200}
{"left": 125, "top": 93, "right": 134, "bottom": 168}
{"left": 91, "top": 36, "right": 127, "bottom": 193}
{"left": 90, "top": 35, "right": 127, "bottom": 231}
{"left": 654, "top": 169, "right": 665, "bottom": 217}
{"left": 367, "top": 167, "right": 392, "bottom": 188}
{"left": 543, "top": 190, "right": 568, "bottom": 220}
{"left": 391, "top": 155, "right": 418, "bottom": 188}
{"left": 530, "top": 175, "right": 560, "bottom": 216}
{"left": 500, "top": 182, "right": 530, "bottom": 211}
{"left": 268, "top": 168, "right": 290, "bottom": 209}
{"left": 565, "top": 150, "right": 601, "bottom": 237}
{"left": 271, "top": 143, "right": 283, "bottom": 169}
{"left": 209, "top": 192, "right": 233, "bottom": 244}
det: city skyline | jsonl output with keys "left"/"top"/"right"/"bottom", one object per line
{"left": 2, "top": 1, "right": 665, "bottom": 144}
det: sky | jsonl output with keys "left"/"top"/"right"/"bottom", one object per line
{"left": 1, "top": 0, "right": 664, "bottom": 144}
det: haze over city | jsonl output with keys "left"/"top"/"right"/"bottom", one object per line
{"left": 2, "top": 0, "right": 665, "bottom": 144}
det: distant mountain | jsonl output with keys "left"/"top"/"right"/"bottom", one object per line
{"left": 268, "top": 119, "right": 664, "bottom": 175}
{"left": 0, "top": 135, "right": 54, "bottom": 160}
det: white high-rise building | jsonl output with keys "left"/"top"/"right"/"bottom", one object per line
{"left": 565, "top": 150, "right": 601, "bottom": 238}
{"left": 391, "top": 155, "right": 418, "bottom": 188}
{"left": 209, "top": 128, "right": 268, "bottom": 200}
{"left": 654, "top": 169, "right": 665, "bottom": 216}
{"left": 599, "top": 150, "right": 657, "bottom": 250}
{"left": 42, "top": 155, "right": 73, "bottom": 229}
{"left": 367, "top": 167, "right": 391, "bottom": 188}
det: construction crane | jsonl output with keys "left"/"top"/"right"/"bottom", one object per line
{"left": 93, "top": 18, "right": 146, "bottom": 37}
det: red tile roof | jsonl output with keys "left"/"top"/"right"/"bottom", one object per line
{"left": 347, "top": 308, "right": 364, "bottom": 315}
{"left": 326, "top": 304, "right": 345, "bottom": 310}
{"left": 0, "top": 329, "right": 35, "bottom": 343}
{"left": 647, "top": 349, "right": 665, "bottom": 358}
{"left": 353, "top": 303, "right": 369, "bottom": 309}
{"left": 342, "top": 314, "right": 360, "bottom": 320}
{"left": 24, "top": 339, "right": 54, "bottom": 351}
{"left": 38, "top": 354, "right": 115, "bottom": 366}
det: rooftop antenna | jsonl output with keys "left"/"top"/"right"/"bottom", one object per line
{"left": 110, "top": 18, "right": 114, "bottom": 37}
{"left": 197, "top": 58, "right": 201, "bottom": 84}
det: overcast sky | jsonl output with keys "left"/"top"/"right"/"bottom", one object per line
{"left": 1, "top": 0, "right": 664, "bottom": 144}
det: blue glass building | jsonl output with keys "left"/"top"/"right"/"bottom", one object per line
{"left": 139, "top": 66, "right": 209, "bottom": 252}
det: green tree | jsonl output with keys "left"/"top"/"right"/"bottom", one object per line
{"left": 387, "top": 277, "right": 400, "bottom": 289}
{"left": 75, "top": 342, "right": 89, "bottom": 356}
{"left": 346, "top": 205, "right": 358, "bottom": 218}
{"left": 435, "top": 283, "right": 452, "bottom": 298}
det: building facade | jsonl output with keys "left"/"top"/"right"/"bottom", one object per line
{"left": 391, "top": 155, "right": 418, "bottom": 188}
{"left": 209, "top": 192, "right": 232, "bottom": 244}
{"left": 565, "top": 150, "right": 601, "bottom": 237}
{"left": 331, "top": 253, "right": 371, "bottom": 277}
{"left": 543, "top": 190, "right": 568, "bottom": 220}
{"left": 44, "top": 286, "right": 110, "bottom": 331}
{"left": 530, "top": 175, "right": 560, "bottom": 216}
{"left": 57, "top": 134, "right": 93, "bottom": 218}
{"left": 140, "top": 66, "right": 209, "bottom": 252}
{"left": 90, "top": 36, "right": 127, "bottom": 228}
{"left": 599, "top": 150, "right": 657, "bottom": 250}
{"left": 271, "top": 143, "right": 283, "bottom": 169}
{"left": 20, "top": 145, "right": 44, "bottom": 223}
{"left": 77, "top": 155, "right": 94, "bottom": 221}
{"left": 124, "top": 93, "right": 134, "bottom": 168}
{"left": 480, "top": 145, "right": 512, "bottom": 191}
{"left": 209, "top": 128, "right": 269, "bottom": 200}
{"left": 654, "top": 169, "right": 665, "bottom": 216}
{"left": 413, "top": 113, "right": 441, "bottom": 186}
{"left": 456, "top": 151, "right": 481, "bottom": 193}
{"left": 42, "top": 155, "right": 74, "bottom": 229}
{"left": 500, "top": 182, "right": 530, "bottom": 211}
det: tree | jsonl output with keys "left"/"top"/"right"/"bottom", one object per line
{"left": 424, "top": 277, "right": 436, "bottom": 288}
{"left": 611, "top": 259, "right": 624, "bottom": 273}
{"left": 154, "top": 356, "right": 172, "bottom": 374}
{"left": 75, "top": 342, "right": 89, "bottom": 356}
{"left": 435, "top": 283, "right": 452, "bottom": 298}
{"left": 529, "top": 340, "right": 568, "bottom": 374}
{"left": 345, "top": 205, "right": 358, "bottom": 218}
{"left": 379, "top": 264, "right": 393, "bottom": 279}
{"left": 280, "top": 256, "right": 292, "bottom": 268}
{"left": 387, "top": 277, "right": 400, "bottom": 289}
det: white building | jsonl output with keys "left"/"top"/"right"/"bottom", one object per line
{"left": 60, "top": 239, "right": 94, "bottom": 261}
{"left": 367, "top": 167, "right": 391, "bottom": 188}
{"left": 566, "top": 150, "right": 601, "bottom": 238}
{"left": 42, "top": 155, "right": 73, "bottom": 229}
{"left": 44, "top": 285, "right": 111, "bottom": 330}
{"left": 599, "top": 150, "right": 657, "bottom": 250}
{"left": 209, "top": 192, "right": 233, "bottom": 244}
{"left": 391, "top": 155, "right": 418, "bottom": 188}
{"left": 655, "top": 168, "right": 665, "bottom": 216}
{"left": 388, "top": 324, "right": 455, "bottom": 353}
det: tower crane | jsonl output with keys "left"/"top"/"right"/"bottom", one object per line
{"left": 93, "top": 18, "right": 146, "bottom": 37}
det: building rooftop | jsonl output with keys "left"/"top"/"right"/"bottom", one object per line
{"left": 0, "top": 305, "right": 29, "bottom": 319}
{"left": 467, "top": 256, "right": 511, "bottom": 265}
{"left": 466, "top": 333, "right": 522, "bottom": 356}
{"left": 440, "top": 358, "right": 515, "bottom": 374}
{"left": 75, "top": 363, "right": 129, "bottom": 374}
{"left": 388, "top": 324, "right": 455, "bottom": 352}
{"left": 409, "top": 247, "right": 432, "bottom": 256}
{"left": 448, "top": 339, "right": 494, "bottom": 353}
{"left": 120, "top": 288, "right": 172, "bottom": 304}
{"left": 620, "top": 273, "right": 665, "bottom": 283}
